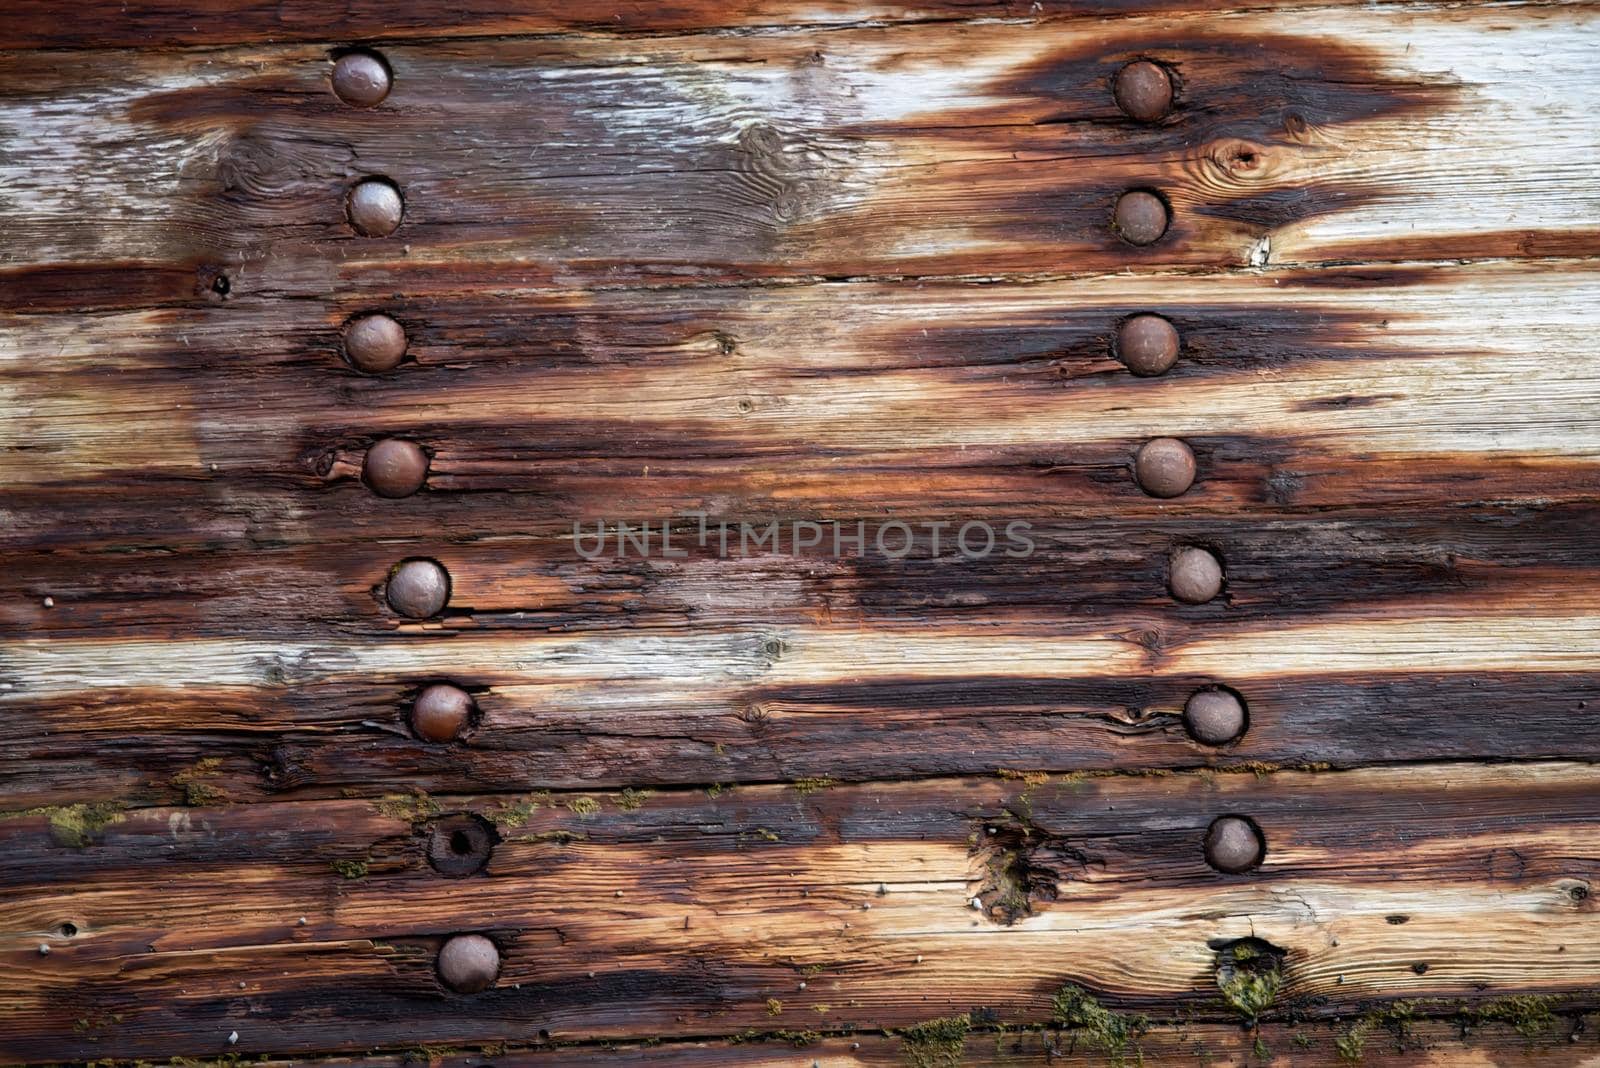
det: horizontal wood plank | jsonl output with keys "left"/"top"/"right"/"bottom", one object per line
{"left": 6, "top": 0, "right": 1582, "bottom": 49}
{"left": 1, "top": 763, "right": 1596, "bottom": 1060}
{"left": 1, "top": 9, "right": 1596, "bottom": 290}
{"left": 6, "top": 264, "right": 1600, "bottom": 561}
{"left": 168, "top": 1020, "right": 1600, "bottom": 1068}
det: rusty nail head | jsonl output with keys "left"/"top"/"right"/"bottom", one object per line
{"left": 411, "top": 683, "right": 474, "bottom": 743}
{"left": 332, "top": 52, "right": 392, "bottom": 107}
{"left": 387, "top": 559, "right": 450, "bottom": 618}
{"left": 1113, "top": 60, "right": 1173, "bottom": 122}
{"left": 1184, "top": 688, "right": 1247, "bottom": 746}
{"left": 343, "top": 313, "right": 408, "bottom": 372}
{"left": 1134, "top": 437, "right": 1197, "bottom": 498}
{"left": 1169, "top": 546, "right": 1223, "bottom": 603}
{"left": 1114, "top": 190, "right": 1170, "bottom": 246}
{"left": 1117, "top": 314, "right": 1180, "bottom": 376}
{"left": 437, "top": 933, "right": 500, "bottom": 993}
{"left": 364, "top": 439, "right": 429, "bottom": 499}
{"left": 1204, "top": 815, "right": 1265, "bottom": 873}
{"left": 348, "top": 178, "right": 403, "bottom": 237}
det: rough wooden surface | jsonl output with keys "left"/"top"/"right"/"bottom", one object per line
{"left": 3, "top": 0, "right": 1600, "bottom": 1063}
{"left": 4, "top": 765, "right": 1600, "bottom": 1060}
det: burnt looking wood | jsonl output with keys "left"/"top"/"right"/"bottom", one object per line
{"left": 3, "top": 1, "right": 1600, "bottom": 1064}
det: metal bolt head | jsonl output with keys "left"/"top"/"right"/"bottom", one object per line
{"left": 437, "top": 933, "right": 500, "bottom": 993}
{"left": 386, "top": 559, "right": 450, "bottom": 618}
{"left": 1134, "top": 437, "right": 1197, "bottom": 498}
{"left": 332, "top": 52, "right": 391, "bottom": 107}
{"left": 1117, "top": 314, "right": 1180, "bottom": 376}
{"left": 1204, "top": 816, "right": 1265, "bottom": 873}
{"left": 343, "top": 313, "right": 408, "bottom": 372}
{"left": 1113, "top": 60, "right": 1173, "bottom": 122}
{"left": 1169, "top": 546, "right": 1224, "bottom": 603}
{"left": 363, "top": 439, "right": 429, "bottom": 499}
{"left": 1184, "top": 689, "right": 1247, "bottom": 746}
{"left": 1114, "top": 190, "right": 1169, "bottom": 246}
{"left": 348, "top": 178, "right": 403, "bottom": 237}
{"left": 411, "top": 683, "right": 474, "bottom": 743}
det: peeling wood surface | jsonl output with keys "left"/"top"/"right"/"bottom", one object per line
{"left": 3, "top": 0, "right": 1600, "bottom": 1064}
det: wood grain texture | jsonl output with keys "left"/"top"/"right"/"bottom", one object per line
{"left": 7, "top": 0, "right": 1589, "bottom": 49}
{"left": 1, "top": 8, "right": 1596, "bottom": 288}
{"left": 5, "top": 263, "right": 1600, "bottom": 552}
{"left": 139, "top": 1021, "right": 1600, "bottom": 1067}
{"left": 4, "top": 0, "right": 1600, "bottom": 1063}
{"left": 2, "top": 765, "right": 1598, "bottom": 1060}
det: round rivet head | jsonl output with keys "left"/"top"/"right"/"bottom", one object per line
{"left": 1114, "top": 190, "right": 1169, "bottom": 246}
{"left": 1184, "top": 689, "right": 1247, "bottom": 746}
{"left": 411, "top": 683, "right": 474, "bottom": 743}
{"left": 427, "top": 815, "right": 495, "bottom": 877}
{"left": 1204, "top": 816, "right": 1265, "bottom": 873}
{"left": 437, "top": 933, "right": 499, "bottom": 994}
{"left": 386, "top": 559, "right": 449, "bottom": 618}
{"left": 1113, "top": 60, "right": 1173, "bottom": 122}
{"left": 343, "top": 313, "right": 408, "bottom": 372}
{"left": 1134, "top": 437, "right": 1197, "bottom": 498}
{"left": 1117, "top": 314, "right": 1180, "bottom": 376}
{"left": 1169, "top": 546, "right": 1224, "bottom": 604}
{"left": 331, "top": 52, "right": 391, "bottom": 107}
{"left": 348, "top": 178, "right": 403, "bottom": 237}
{"left": 364, "top": 439, "right": 429, "bottom": 499}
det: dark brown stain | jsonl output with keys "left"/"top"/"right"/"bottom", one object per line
{"left": 858, "top": 30, "right": 1460, "bottom": 251}
{"left": 0, "top": 261, "right": 214, "bottom": 313}
{"left": 8, "top": 670, "right": 1600, "bottom": 810}
{"left": 873, "top": 305, "right": 1431, "bottom": 384}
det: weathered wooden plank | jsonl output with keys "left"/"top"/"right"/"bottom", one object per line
{"left": 5, "top": 520, "right": 1600, "bottom": 789}
{"left": 1, "top": 764, "right": 1595, "bottom": 1060}
{"left": 173, "top": 1019, "right": 1600, "bottom": 1068}
{"left": 5, "top": 264, "right": 1600, "bottom": 561}
{"left": 5, "top": 0, "right": 1581, "bottom": 50}
{"left": 1, "top": 9, "right": 1595, "bottom": 289}
{"left": 4, "top": 1, "right": 1599, "bottom": 1062}
{"left": 4, "top": 504, "right": 1600, "bottom": 803}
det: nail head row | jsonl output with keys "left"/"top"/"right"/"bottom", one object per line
{"left": 332, "top": 52, "right": 501, "bottom": 906}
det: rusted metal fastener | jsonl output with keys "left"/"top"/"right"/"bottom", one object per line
{"left": 411, "top": 683, "right": 474, "bottom": 743}
{"left": 1169, "top": 546, "right": 1223, "bottom": 603}
{"left": 387, "top": 559, "right": 450, "bottom": 618}
{"left": 427, "top": 815, "right": 495, "bottom": 877}
{"left": 1113, "top": 190, "right": 1169, "bottom": 246}
{"left": 343, "top": 313, "right": 408, "bottom": 372}
{"left": 1204, "top": 815, "right": 1265, "bottom": 873}
{"left": 437, "top": 933, "right": 500, "bottom": 993}
{"left": 363, "top": 439, "right": 429, "bottom": 498}
{"left": 348, "top": 178, "right": 403, "bottom": 237}
{"left": 332, "top": 52, "right": 392, "bottom": 107}
{"left": 1134, "top": 437, "right": 1196, "bottom": 498}
{"left": 1113, "top": 60, "right": 1172, "bottom": 122}
{"left": 1184, "top": 688, "right": 1247, "bottom": 746}
{"left": 1117, "top": 314, "right": 1180, "bottom": 376}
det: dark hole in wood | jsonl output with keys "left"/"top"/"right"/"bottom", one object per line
{"left": 426, "top": 814, "right": 497, "bottom": 878}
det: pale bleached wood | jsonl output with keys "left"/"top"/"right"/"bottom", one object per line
{"left": 0, "top": 7, "right": 1594, "bottom": 283}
